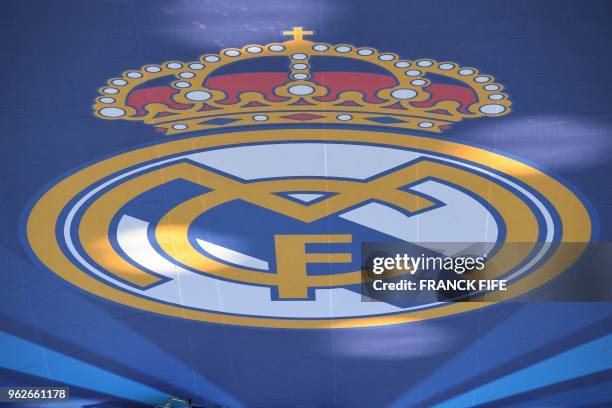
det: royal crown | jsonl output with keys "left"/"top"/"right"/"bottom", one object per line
{"left": 93, "top": 27, "right": 511, "bottom": 134}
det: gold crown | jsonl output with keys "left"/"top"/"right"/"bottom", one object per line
{"left": 93, "top": 27, "right": 511, "bottom": 134}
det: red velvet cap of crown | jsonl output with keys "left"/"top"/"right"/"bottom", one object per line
{"left": 126, "top": 72, "right": 477, "bottom": 117}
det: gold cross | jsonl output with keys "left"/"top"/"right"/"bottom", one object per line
{"left": 282, "top": 27, "right": 314, "bottom": 41}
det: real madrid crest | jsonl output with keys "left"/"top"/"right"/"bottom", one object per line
{"left": 25, "top": 28, "right": 592, "bottom": 328}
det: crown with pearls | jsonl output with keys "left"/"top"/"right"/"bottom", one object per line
{"left": 93, "top": 27, "right": 511, "bottom": 134}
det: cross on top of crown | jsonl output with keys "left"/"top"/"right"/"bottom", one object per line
{"left": 282, "top": 27, "right": 314, "bottom": 42}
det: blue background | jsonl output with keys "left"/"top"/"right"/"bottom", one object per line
{"left": 1, "top": 1, "right": 612, "bottom": 407}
